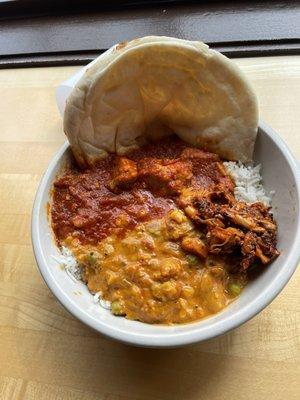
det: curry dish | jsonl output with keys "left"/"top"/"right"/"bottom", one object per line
{"left": 51, "top": 137, "right": 279, "bottom": 324}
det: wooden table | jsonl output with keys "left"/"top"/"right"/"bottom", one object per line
{"left": 0, "top": 56, "right": 299, "bottom": 400}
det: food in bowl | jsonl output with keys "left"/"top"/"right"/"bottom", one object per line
{"left": 50, "top": 36, "right": 280, "bottom": 325}
{"left": 51, "top": 136, "right": 279, "bottom": 324}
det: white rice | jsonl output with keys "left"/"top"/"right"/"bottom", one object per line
{"left": 52, "top": 246, "right": 82, "bottom": 282}
{"left": 99, "top": 299, "right": 112, "bottom": 310}
{"left": 52, "top": 247, "right": 111, "bottom": 310}
{"left": 93, "top": 291, "right": 102, "bottom": 303}
{"left": 224, "top": 161, "right": 274, "bottom": 206}
{"left": 92, "top": 292, "right": 111, "bottom": 309}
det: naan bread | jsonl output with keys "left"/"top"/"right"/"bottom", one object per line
{"left": 64, "top": 36, "right": 258, "bottom": 166}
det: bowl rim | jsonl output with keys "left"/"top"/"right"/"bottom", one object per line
{"left": 31, "top": 120, "right": 300, "bottom": 347}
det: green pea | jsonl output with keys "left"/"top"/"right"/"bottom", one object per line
{"left": 87, "top": 252, "right": 98, "bottom": 266}
{"left": 147, "top": 222, "right": 162, "bottom": 237}
{"left": 111, "top": 300, "right": 125, "bottom": 316}
{"left": 186, "top": 254, "right": 199, "bottom": 266}
{"left": 228, "top": 283, "right": 243, "bottom": 297}
{"left": 148, "top": 228, "right": 160, "bottom": 237}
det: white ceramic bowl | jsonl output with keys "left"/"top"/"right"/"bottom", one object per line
{"left": 32, "top": 121, "right": 300, "bottom": 347}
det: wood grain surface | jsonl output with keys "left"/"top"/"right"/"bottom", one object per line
{"left": 0, "top": 56, "right": 299, "bottom": 400}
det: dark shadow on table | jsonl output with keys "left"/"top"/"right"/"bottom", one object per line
{"left": 69, "top": 332, "right": 230, "bottom": 399}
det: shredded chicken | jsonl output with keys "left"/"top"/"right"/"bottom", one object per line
{"left": 207, "top": 226, "right": 244, "bottom": 254}
{"left": 107, "top": 144, "right": 279, "bottom": 273}
{"left": 179, "top": 185, "right": 279, "bottom": 271}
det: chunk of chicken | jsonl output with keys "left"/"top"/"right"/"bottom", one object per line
{"left": 178, "top": 185, "right": 234, "bottom": 224}
{"left": 109, "top": 157, "right": 137, "bottom": 192}
{"left": 181, "top": 236, "right": 208, "bottom": 258}
{"left": 138, "top": 158, "right": 193, "bottom": 196}
{"left": 178, "top": 188, "right": 211, "bottom": 209}
{"left": 72, "top": 209, "right": 97, "bottom": 228}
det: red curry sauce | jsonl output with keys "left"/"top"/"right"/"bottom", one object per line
{"left": 51, "top": 137, "right": 230, "bottom": 246}
{"left": 52, "top": 161, "right": 174, "bottom": 245}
